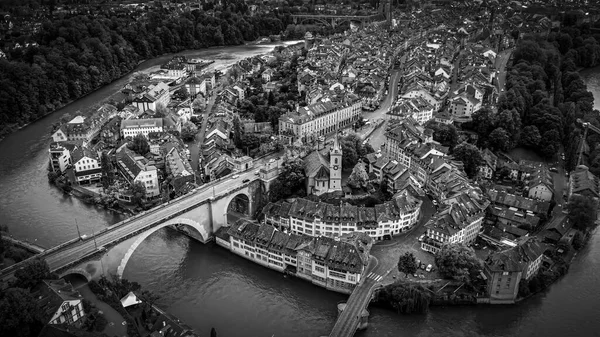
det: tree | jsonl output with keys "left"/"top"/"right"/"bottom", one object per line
{"left": 488, "top": 127, "right": 511, "bottom": 152}
{"left": 192, "top": 96, "right": 206, "bottom": 111}
{"left": 130, "top": 181, "right": 147, "bottom": 206}
{"left": 100, "top": 151, "right": 114, "bottom": 190}
{"left": 518, "top": 278, "right": 531, "bottom": 298}
{"left": 347, "top": 162, "right": 369, "bottom": 189}
{"left": 435, "top": 244, "right": 483, "bottom": 285}
{"left": 471, "top": 107, "right": 496, "bottom": 144}
{"left": 452, "top": 142, "right": 483, "bottom": 178}
{"left": 174, "top": 87, "right": 189, "bottom": 99}
{"left": 269, "top": 158, "right": 306, "bottom": 201}
{"left": 13, "top": 259, "right": 57, "bottom": 290}
{"left": 397, "top": 252, "right": 418, "bottom": 278}
{"left": 0, "top": 288, "right": 44, "bottom": 337}
{"left": 567, "top": 195, "right": 597, "bottom": 231}
{"left": 129, "top": 134, "right": 150, "bottom": 155}
{"left": 180, "top": 121, "right": 198, "bottom": 141}
{"left": 374, "top": 282, "right": 431, "bottom": 314}
{"left": 521, "top": 125, "right": 542, "bottom": 148}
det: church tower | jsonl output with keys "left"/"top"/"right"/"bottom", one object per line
{"left": 329, "top": 135, "right": 342, "bottom": 192}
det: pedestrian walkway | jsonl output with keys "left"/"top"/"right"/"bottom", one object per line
{"left": 365, "top": 271, "right": 384, "bottom": 282}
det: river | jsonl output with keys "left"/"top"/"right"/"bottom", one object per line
{"left": 2, "top": 45, "right": 600, "bottom": 337}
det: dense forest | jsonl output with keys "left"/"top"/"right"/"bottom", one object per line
{"left": 0, "top": 5, "right": 288, "bottom": 138}
{"left": 470, "top": 21, "right": 600, "bottom": 175}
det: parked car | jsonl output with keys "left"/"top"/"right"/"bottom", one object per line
{"left": 242, "top": 179, "right": 250, "bottom": 183}
{"left": 426, "top": 264, "right": 433, "bottom": 272}
{"left": 231, "top": 174, "right": 240, "bottom": 179}
{"left": 421, "top": 263, "right": 426, "bottom": 270}
{"left": 416, "top": 259, "right": 421, "bottom": 268}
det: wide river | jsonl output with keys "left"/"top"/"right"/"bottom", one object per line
{"left": 1, "top": 46, "right": 600, "bottom": 337}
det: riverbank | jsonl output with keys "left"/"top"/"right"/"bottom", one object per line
{"left": 0, "top": 39, "right": 302, "bottom": 143}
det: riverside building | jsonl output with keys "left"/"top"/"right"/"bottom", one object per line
{"left": 215, "top": 221, "right": 373, "bottom": 294}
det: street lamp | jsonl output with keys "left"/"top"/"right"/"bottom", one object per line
{"left": 74, "top": 219, "right": 81, "bottom": 239}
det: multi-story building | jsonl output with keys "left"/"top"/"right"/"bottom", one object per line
{"left": 278, "top": 96, "right": 362, "bottom": 139}
{"left": 421, "top": 191, "right": 489, "bottom": 254}
{"left": 185, "top": 76, "right": 207, "bottom": 98}
{"left": 387, "top": 97, "right": 434, "bottom": 125}
{"left": 448, "top": 93, "right": 481, "bottom": 117}
{"left": 120, "top": 118, "right": 164, "bottom": 139}
{"left": 51, "top": 116, "right": 95, "bottom": 145}
{"left": 263, "top": 190, "right": 422, "bottom": 241}
{"left": 483, "top": 238, "right": 545, "bottom": 304}
{"left": 116, "top": 144, "right": 160, "bottom": 198}
{"left": 34, "top": 279, "right": 85, "bottom": 326}
{"left": 526, "top": 167, "right": 554, "bottom": 202}
{"left": 48, "top": 142, "right": 79, "bottom": 173}
{"left": 132, "top": 82, "right": 171, "bottom": 112}
{"left": 216, "top": 221, "right": 372, "bottom": 294}
{"left": 71, "top": 145, "right": 101, "bottom": 185}
{"left": 384, "top": 120, "right": 442, "bottom": 186}
{"left": 568, "top": 165, "right": 600, "bottom": 200}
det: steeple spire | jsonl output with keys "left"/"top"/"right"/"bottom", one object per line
{"left": 332, "top": 131, "right": 341, "bottom": 152}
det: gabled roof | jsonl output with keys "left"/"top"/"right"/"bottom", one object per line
{"left": 485, "top": 238, "right": 545, "bottom": 273}
{"left": 304, "top": 150, "right": 330, "bottom": 177}
{"left": 33, "top": 279, "right": 83, "bottom": 323}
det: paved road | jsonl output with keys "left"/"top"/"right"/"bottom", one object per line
{"left": 1, "top": 168, "right": 263, "bottom": 282}
{"left": 329, "top": 256, "right": 388, "bottom": 337}
{"left": 495, "top": 48, "right": 513, "bottom": 93}
{"left": 364, "top": 69, "right": 403, "bottom": 150}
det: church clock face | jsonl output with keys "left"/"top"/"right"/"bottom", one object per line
{"left": 333, "top": 165, "right": 339, "bottom": 170}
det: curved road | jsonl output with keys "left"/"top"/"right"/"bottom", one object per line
{"left": 1, "top": 167, "right": 265, "bottom": 282}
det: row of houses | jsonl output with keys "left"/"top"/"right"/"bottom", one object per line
{"left": 262, "top": 190, "right": 422, "bottom": 241}
{"left": 215, "top": 221, "right": 373, "bottom": 294}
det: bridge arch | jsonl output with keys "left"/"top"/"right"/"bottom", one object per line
{"left": 116, "top": 217, "right": 209, "bottom": 278}
{"left": 59, "top": 268, "right": 93, "bottom": 283}
{"left": 298, "top": 17, "right": 332, "bottom": 27}
{"left": 226, "top": 190, "right": 252, "bottom": 216}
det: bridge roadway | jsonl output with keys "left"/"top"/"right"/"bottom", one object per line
{"left": 328, "top": 257, "right": 387, "bottom": 337}
{"left": 0, "top": 168, "right": 262, "bottom": 281}
{"left": 291, "top": 14, "right": 381, "bottom": 20}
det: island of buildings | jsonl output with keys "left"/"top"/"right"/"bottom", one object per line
{"left": 6, "top": 0, "right": 599, "bottom": 335}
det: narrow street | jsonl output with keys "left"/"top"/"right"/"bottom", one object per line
{"left": 495, "top": 48, "right": 513, "bottom": 92}
{"left": 364, "top": 69, "right": 403, "bottom": 150}
{"left": 190, "top": 88, "right": 219, "bottom": 176}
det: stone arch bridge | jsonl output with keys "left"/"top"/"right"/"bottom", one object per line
{"left": 0, "top": 162, "right": 282, "bottom": 283}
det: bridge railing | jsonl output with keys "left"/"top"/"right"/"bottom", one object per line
{"left": 0, "top": 235, "right": 82, "bottom": 277}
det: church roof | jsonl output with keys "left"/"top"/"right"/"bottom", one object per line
{"left": 304, "top": 150, "right": 330, "bottom": 177}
